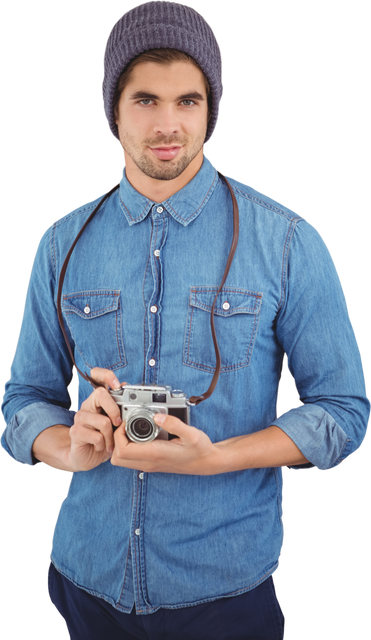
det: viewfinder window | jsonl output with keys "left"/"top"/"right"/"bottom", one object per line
{"left": 152, "top": 393, "right": 167, "bottom": 403}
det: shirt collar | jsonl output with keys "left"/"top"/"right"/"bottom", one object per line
{"left": 118, "top": 157, "right": 218, "bottom": 227}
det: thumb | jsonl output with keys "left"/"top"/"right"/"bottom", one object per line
{"left": 154, "top": 413, "right": 188, "bottom": 438}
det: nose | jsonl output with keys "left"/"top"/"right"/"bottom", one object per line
{"left": 153, "top": 105, "right": 180, "bottom": 136}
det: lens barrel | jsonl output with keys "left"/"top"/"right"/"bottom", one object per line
{"left": 125, "top": 409, "right": 160, "bottom": 443}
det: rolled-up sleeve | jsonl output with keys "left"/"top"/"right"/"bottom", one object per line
{"left": 1, "top": 402, "right": 75, "bottom": 465}
{"left": 273, "top": 220, "right": 369, "bottom": 470}
{"left": 1, "top": 226, "right": 75, "bottom": 465}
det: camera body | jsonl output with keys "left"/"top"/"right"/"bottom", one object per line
{"left": 109, "top": 384, "right": 191, "bottom": 443}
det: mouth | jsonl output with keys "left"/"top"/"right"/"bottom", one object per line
{"left": 149, "top": 146, "right": 182, "bottom": 161}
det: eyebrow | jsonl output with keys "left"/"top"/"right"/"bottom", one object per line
{"left": 129, "top": 90, "right": 205, "bottom": 101}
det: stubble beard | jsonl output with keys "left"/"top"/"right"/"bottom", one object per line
{"left": 120, "top": 131, "right": 205, "bottom": 181}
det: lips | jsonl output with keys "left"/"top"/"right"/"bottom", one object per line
{"left": 149, "top": 146, "right": 182, "bottom": 160}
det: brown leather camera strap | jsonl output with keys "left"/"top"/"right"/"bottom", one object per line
{"left": 56, "top": 172, "right": 239, "bottom": 401}
{"left": 57, "top": 184, "right": 120, "bottom": 389}
{"left": 189, "top": 172, "right": 239, "bottom": 405}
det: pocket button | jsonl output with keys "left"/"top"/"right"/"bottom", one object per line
{"left": 84, "top": 306, "right": 91, "bottom": 314}
{"left": 222, "top": 301, "right": 230, "bottom": 310}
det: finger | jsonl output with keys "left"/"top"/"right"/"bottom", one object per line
{"left": 73, "top": 409, "right": 116, "bottom": 452}
{"left": 86, "top": 369, "right": 128, "bottom": 430}
{"left": 112, "top": 424, "right": 163, "bottom": 461}
{"left": 82, "top": 386, "right": 122, "bottom": 428}
{"left": 113, "top": 423, "right": 129, "bottom": 448}
{"left": 84, "top": 429, "right": 105, "bottom": 452}
{"left": 89, "top": 367, "right": 127, "bottom": 391}
{"left": 91, "top": 386, "right": 122, "bottom": 420}
{"left": 80, "top": 382, "right": 125, "bottom": 453}
{"left": 153, "top": 414, "right": 192, "bottom": 440}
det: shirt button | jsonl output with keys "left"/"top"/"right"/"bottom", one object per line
{"left": 222, "top": 301, "right": 230, "bottom": 310}
{"left": 154, "top": 249, "right": 160, "bottom": 257}
{"left": 84, "top": 306, "right": 91, "bottom": 314}
{"left": 150, "top": 305, "right": 158, "bottom": 313}
{"left": 156, "top": 206, "right": 164, "bottom": 213}
{"left": 139, "top": 472, "right": 144, "bottom": 480}
{"left": 149, "top": 359, "right": 156, "bottom": 367}
{"left": 135, "top": 528, "right": 140, "bottom": 536}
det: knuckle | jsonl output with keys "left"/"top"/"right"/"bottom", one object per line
{"left": 97, "top": 431, "right": 105, "bottom": 444}
{"left": 70, "top": 411, "right": 80, "bottom": 433}
{"left": 95, "top": 386, "right": 107, "bottom": 401}
{"left": 69, "top": 423, "right": 80, "bottom": 438}
{"left": 100, "top": 415, "right": 112, "bottom": 432}
{"left": 73, "top": 410, "right": 84, "bottom": 425}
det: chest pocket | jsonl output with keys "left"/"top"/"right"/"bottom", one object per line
{"left": 183, "top": 287, "right": 262, "bottom": 373}
{"left": 62, "top": 290, "right": 126, "bottom": 371}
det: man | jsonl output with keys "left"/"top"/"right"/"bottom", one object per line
{"left": 1, "top": 2, "right": 369, "bottom": 639}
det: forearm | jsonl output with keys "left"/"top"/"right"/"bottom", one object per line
{"left": 214, "top": 426, "right": 308, "bottom": 472}
{"left": 32, "top": 425, "right": 73, "bottom": 471}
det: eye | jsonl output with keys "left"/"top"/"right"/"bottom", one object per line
{"left": 139, "top": 99, "right": 154, "bottom": 106}
{"left": 181, "top": 100, "right": 195, "bottom": 106}
{"left": 139, "top": 98, "right": 196, "bottom": 107}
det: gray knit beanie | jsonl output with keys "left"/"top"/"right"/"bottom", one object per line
{"left": 103, "top": 1, "right": 222, "bottom": 142}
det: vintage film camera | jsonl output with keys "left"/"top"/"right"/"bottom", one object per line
{"left": 109, "top": 384, "right": 191, "bottom": 443}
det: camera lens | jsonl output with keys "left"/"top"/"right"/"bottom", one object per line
{"left": 126, "top": 408, "right": 161, "bottom": 443}
{"left": 131, "top": 418, "right": 153, "bottom": 439}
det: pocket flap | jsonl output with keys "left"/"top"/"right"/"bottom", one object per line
{"left": 189, "top": 287, "right": 262, "bottom": 317}
{"left": 62, "top": 290, "right": 120, "bottom": 319}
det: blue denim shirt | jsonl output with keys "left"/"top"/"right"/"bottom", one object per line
{"left": 2, "top": 157, "right": 369, "bottom": 614}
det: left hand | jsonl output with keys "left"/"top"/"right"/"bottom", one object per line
{"left": 110, "top": 414, "right": 223, "bottom": 475}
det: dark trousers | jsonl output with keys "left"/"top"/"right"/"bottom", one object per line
{"left": 49, "top": 563, "right": 284, "bottom": 640}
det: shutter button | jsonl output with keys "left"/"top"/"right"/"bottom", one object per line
{"left": 222, "top": 302, "right": 230, "bottom": 310}
{"left": 84, "top": 306, "right": 91, "bottom": 314}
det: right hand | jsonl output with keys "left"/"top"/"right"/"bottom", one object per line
{"left": 67, "top": 368, "right": 125, "bottom": 472}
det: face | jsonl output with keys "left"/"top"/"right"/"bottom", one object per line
{"left": 115, "top": 60, "right": 209, "bottom": 182}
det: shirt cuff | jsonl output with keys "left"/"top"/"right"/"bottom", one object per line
{"left": 1, "top": 402, "right": 75, "bottom": 466}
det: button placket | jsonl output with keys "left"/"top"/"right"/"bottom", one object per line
{"left": 144, "top": 208, "right": 168, "bottom": 384}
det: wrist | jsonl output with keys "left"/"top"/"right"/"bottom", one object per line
{"left": 61, "top": 444, "right": 77, "bottom": 472}
{"left": 32, "top": 424, "right": 73, "bottom": 471}
{"left": 208, "top": 441, "right": 235, "bottom": 474}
